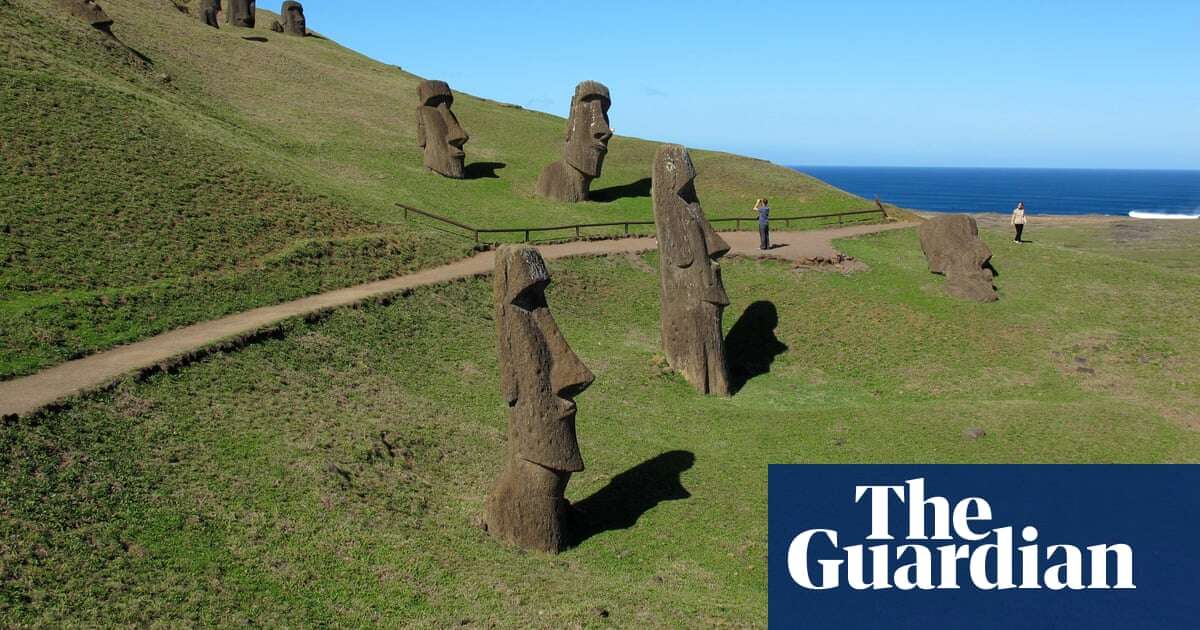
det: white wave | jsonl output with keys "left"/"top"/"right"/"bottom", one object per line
{"left": 1129, "top": 210, "right": 1200, "bottom": 220}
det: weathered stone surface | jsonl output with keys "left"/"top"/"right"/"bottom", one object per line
{"left": 197, "top": 0, "right": 220, "bottom": 28}
{"left": 535, "top": 81, "right": 612, "bottom": 202}
{"left": 225, "top": 0, "right": 255, "bottom": 28}
{"left": 269, "top": 20, "right": 283, "bottom": 32}
{"left": 652, "top": 144, "right": 732, "bottom": 396}
{"left": 56, "top": 0, "right": 113, "bottom": 29}
{"left": 280, "top": 1, "right": 305, "bottom": 35}
{"left": 416, "top": 80, "right": 469, "bottom": 179}
{"left": 485, "top": 246, "right": 595, "bottom": 553}
{"left": 917, "top": 215, "right": 998, "bottom": 302}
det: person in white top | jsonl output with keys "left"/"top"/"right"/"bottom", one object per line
{"left": 1012, "top": 201, "right": 1028, "bottom": 243}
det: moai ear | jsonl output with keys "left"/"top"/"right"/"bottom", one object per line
{"left": 500, "top": 344, "right": 519, "bottom": 405}
{"left": 416, "top": 108, "right": 426, "bottom": 148}
{"left": 660, "top": 210, "right": 697, "bottom": 269}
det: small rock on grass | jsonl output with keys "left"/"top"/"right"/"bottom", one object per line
{"left": 963, "top": 427, "right": 987, "bottom": 440}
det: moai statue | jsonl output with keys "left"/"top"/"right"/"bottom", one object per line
{"left": 225, "top": 0, "right": 255, "bottom": 28}
{"left": 416, "top": 80, "right": 469, "bottom": 179}
{"left": 535, "top": 81, "right": 613, "bottom": 202}
{"left": 280, "top": 1, "right": 305, "bottom": 35}
{"left": 56, "top": 0, "right": 114, "bottom": 31}
{"left": 653, "top": 144, "right": 733, "bottom": 396}
{"left": 485, "top": 245, "right": 595, "bottom": 553}
{"left": 198, "top": 0, "right": 220, "bottom": 28}
{"left": 917, "top": 215, "right": 998, "bottom": 302}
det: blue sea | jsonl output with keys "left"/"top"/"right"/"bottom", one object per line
{"left": 792, "top": 166, "right": 1200, "bottom": 216}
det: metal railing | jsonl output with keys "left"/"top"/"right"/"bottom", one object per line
{"left": 397, "top": 202, "right": 889, "bottom": 246}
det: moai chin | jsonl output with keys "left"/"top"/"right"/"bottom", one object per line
{"left": 535, "top": 81, "right": 613, "bottom": 202}
{"left": 416, "top": 80, "right": 469, "bottom": 179}
{"left": 225, "top": 0, "right": 255, "bottom": 28}
{"left": 652, "top": 144, "right": 733, "bottom": 396}
{"left": 485, "top": 245, "right": 595, "bottom": 553}
{"left": 198, "top": 0, "right": 220, "bottom": 28}
{"left": 280, "top": 1, "right": 305, "bottom": 35}
{"left": 57, "top": 0, "right": 114, "bottom": 30}
{"left": 917, "top": 215, "right": 998, "bottom": 302}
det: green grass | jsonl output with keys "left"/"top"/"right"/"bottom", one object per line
{"left": 4, "top": 224, "right": 1196, "bottom": 627}
{"left": 0, "top": 0, "right": 868, "bottom": 378}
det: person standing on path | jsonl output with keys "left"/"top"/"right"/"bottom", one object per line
{"left": 755, "top": 198, "right": 771, "bottom": 250}
{"left": 1012, "top": 201, "right": 1028, "bottom": 243}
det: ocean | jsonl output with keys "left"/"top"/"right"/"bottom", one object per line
{"left": 792, "top": 166, "right": 1200, "bottom": 216}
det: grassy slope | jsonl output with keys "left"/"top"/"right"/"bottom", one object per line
{"left": 0, "top": 0, "right": 866, "bottom": 379}
{"left": 4, "top": 224, "right": 1196, "bottom": 627}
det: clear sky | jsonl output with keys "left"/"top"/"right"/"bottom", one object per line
{"left": 297, "top": 1, "right": 1199, "bottom": 169}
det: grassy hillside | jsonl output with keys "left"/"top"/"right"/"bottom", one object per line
{"left": 0, "top": 0, "right": 868, "bottom": 379}
{"left": 4, "top": 224, "right": 1197, "bottom": 626}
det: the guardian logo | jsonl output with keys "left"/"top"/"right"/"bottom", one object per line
{"left": 787, "top": 478, "right": 1136, "bottom": 591}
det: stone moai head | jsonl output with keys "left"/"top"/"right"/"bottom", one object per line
{"left": 57, "top": 0, "right": 114, "bottom": 30}
{"left": 225, "top": 0, "right": 255, "bottom": 28}
{"left": 281, "top": 1, "right": 305, "bottom": 35}
{"left": 485, "top": 245, "right": 595, "bottom": 553}
{"left": 535, "top": 81, "right": 612, "bottom": 202}
{"left": 917, "top": 215, "right": 998, "bottom": 302}
{"left": 416, "top": 80, "right": 469, "bottom": 179}
{"left": 652, "top": 144, "right": 733, "bottom": 396}
{"left": 563, "top": 81, "right": 612, "bottom": 178}
{"left": 198, "top": 0, "right": 220, "bottom": 28}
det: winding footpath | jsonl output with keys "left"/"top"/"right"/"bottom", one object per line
{"left": 0, "top": 222, "right": 914, "bottom": 418}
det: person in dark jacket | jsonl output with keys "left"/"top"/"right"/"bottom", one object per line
{"left": 754, "top": 197, "right": 770, "bottom": 250}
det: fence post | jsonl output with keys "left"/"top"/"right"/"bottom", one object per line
{"left": 624, "top": 223, "right": 629, "bottom": 235}
{"left": 524, "top": 230, "right": 530, "bottom": 243}
{"left": 575, "top": 226, "right": 581, "bottom": 239}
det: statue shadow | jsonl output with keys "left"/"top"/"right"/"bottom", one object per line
{"left": 589, "top": 177, "right": 651, "bottom": 203}
{"left": 242, "top": 36, "right": 269, "bottom": 43}
{"left": 725, "top": 301, "right": 789, "bottom": 395}
{"left": 464, "top": 162, "right": 506, "bottom": 180}
{"left": 985, "top": 260, "right": 1000, "bottom": 277}
{"left": 569, "top": 450, "right": 695, "bottom": 547}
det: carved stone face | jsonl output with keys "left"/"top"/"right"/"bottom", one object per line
{"left": 226, "top": 0, "right": 255, "bottom": 28}
{"left": 563, "top": 81, "right": 612, "bottom": 178}
{"left": 654, "top": 145, "right": 731, "bottom": 306}
{"left": 58, "top": 0, "right": 113, "bottom": 28}
{"left": 495, "top": 246, "right": 594, "bottom": 473}
{"left": 653, "top": 144, "right": 732, "bottom": 396}
{"left": 917, "top": 215, "right": 998, "bottom": 302}
{"left": 198, "top": 0, "right": 219, "bottom": 28}
{"left": 416, "top": 80, "right": 469, "bottom": 179}
{"left": 281, "top": 1, "right": 305, "bottom": 35}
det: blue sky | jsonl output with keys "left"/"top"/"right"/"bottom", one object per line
{"left": 299, "top": 1, "right": 1198, "bottom": 169}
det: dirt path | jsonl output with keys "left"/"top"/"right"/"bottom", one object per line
{"left": 0, "top": 223, "right": 914, "bottom": 418}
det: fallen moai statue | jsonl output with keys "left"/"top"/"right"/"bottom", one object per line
{"left": 918, "top": 214, "right": 998, "bottom": 302}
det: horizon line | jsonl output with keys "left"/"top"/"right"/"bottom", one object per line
{"left": 787, "top": 164, "right": 1200, "bottom": 173}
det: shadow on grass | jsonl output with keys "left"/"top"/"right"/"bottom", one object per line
{"left": 589, "top": 177, "right": 651, "bottom": 203}
{"left": 569, "top": 450, "right": 695, "bottom": 547}
{"left": 726, "top": 301, "right": 788, "bottom": 395}
{"left": 465, "top": 162, "right": 506, "bottom": 180}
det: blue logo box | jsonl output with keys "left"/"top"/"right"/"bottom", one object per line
{"left": 767, "top": 465, "right": 1200, "bottom": 629}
